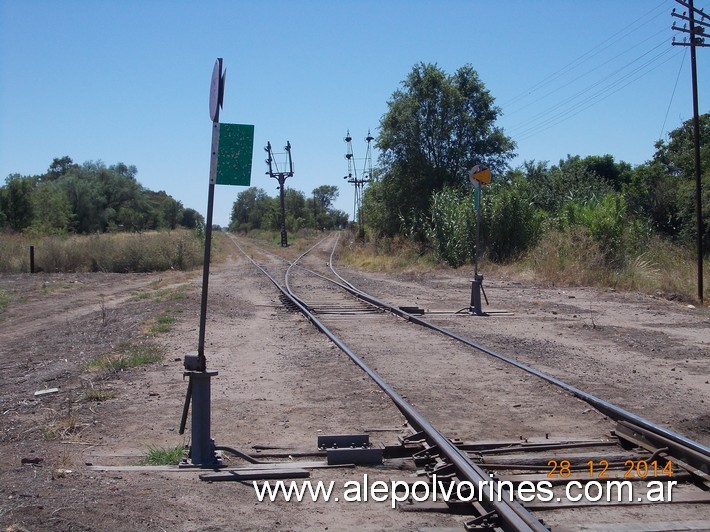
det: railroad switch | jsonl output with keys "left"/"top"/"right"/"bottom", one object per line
{"left": 318, "top": 434, "right": 383, "bottom": 466}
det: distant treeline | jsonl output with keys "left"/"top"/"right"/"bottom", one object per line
{"left": 228, "top": 184, "right": 349, "bottom": 233}
{"left": 0, "top": 156, "right": 204, "bottom": 234}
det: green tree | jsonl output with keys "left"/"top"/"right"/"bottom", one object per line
{"left": 1, "top": 174, "right": 35, "bottom": 231}
{"left": 371, "top": 62, "right": 515, "bottom": 237}
{"left": 312, "top": 185, "right": 342, "bottom": 229}
{"left": 60, "top": 173, "right": 106, "bottom": 233}
{"left": 580, "top": 154, "right": 633, "bottom": 191}
{"left": 527, "top": 156, "right": 611, "bottom": 213}
{"left": 626, "top": 114, "right": 709, "bottom": 249}
{"left": 229, "top": 187, "right": 275, "bottom": 232}
{"left": 312, "top": 185, "right": 339, "bottom": 210}
{"left": 30, "top": 182, "right": 72, "bottom": 234}
{"left": 284, "top": 188, "right": 307, "bottom": 232}
{"left": 45, "top": 156, "right": 79, "bottom": 181}
{"left": 181, "top": 208, "right": 204, "bottom": 230}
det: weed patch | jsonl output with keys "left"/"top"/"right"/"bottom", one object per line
{"left": 149, "top": 315, "right": 175, "bottom": 334}
{"left": 0, "top": 288, "right": 11, "bottom": 312}
{"left": 131, "top": 284, "right": 190, "bottom": 303}
{"left": 83, "top": 344, "right": 163, "bottom": 372}
{"left": 43, "top": 413, "right": 81, "bottom": 440}
{"left": 83, "top": 388, "right": 117, "bottom": 402}
{"left": 140, "top": 445, "right": 184, "bottom": 465}
{"left": 0, "top": 230, "right": 204, "bottom": 273}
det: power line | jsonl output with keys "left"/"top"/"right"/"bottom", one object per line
{"left": 501, "top": 1, "right": 709, "bottom": 145}
{"left": 515, "top": 47, "right": 678, "bottom": 141}
{"left": 501, "top": 0, "right": 668, "bottom": 111}
{"left": 504, "top": 27, "right": 669, "bottom": 118}
{"left": 509, "top": 41, "right": 676, "bottom": 139}
{"left": 659, "top": 46, "right": 688, "bottom": 140}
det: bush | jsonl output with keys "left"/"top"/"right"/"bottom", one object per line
{"left": 484, "top": 178, "right": 542, "bottom": 262}
{"left": 527, "top": 227, "right": 608, "bottom": 286}
{"left": 426, "top": 187, "right": 475, "bottom": 267}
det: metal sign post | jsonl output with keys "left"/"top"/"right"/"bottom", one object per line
{"left": 178, "top": 58, "right": 226, "bottom": 468}
{"left": 469, "top": 166, "right": 490, "bottom": 316}
{"left": 178, "top": 58, "right": 254, "bottom": 468}
{"left": 179, "top": 58, "right": 254, "bottom": 469}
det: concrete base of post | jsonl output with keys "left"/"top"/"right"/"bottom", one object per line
{"left": 182, "top": 369, "right": 221, "bottom": 468}
{"left": 469, "top": 274, "right": 487, "bottom": 316}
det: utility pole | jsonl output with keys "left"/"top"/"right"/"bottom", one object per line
{"left": 265, "top": 141, "right": 294, "bottom": 247}
{"left": 672, "top": 0, "right": 708, "bottom": 303}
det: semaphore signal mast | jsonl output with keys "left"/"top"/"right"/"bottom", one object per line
{"left": 343, "top": 130, "right": 374, "bottom": 238}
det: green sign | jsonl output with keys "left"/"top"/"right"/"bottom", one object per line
{"left": 216, "top": 123, "right": 254, "bottom": 186}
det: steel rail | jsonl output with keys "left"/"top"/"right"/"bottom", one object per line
{"left": 233, "top": 233, "right": 710, "bottom": 465}
{"left": 325, "top": 237, "right": 710, "bottom": 466}
{"left": 229, "top": 234, "right": 547, "bottom": 532}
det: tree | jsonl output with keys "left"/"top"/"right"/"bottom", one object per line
{"left": 30, "top": 182, "right": 72, "bottom": 234}
{"left": 1, "top": 174, "right": 35, "bottom": 231}
{"left": 626, "top": 113, "right": 709, "bottom": 249}
{"left": 228, "top": 187, "right": 274, "bottom": 232}
{"left": 2, "top": 157, "right": 194, "bottom": 235}
{"left": 181, "top": 208, "right": 204, "bottom": 230}
{"left": 312, "top": 185, "right": 340, "bottom": 229}
{"left": 284, "top": 188, "right": 307, "bottom": 232}
{"left": 370, "top": 63, "right": 515, "bottom": 237}
{"left": 312, "top": 185, "right": 339, "bottom": 210}
{"left": 526, "top": 156, "right": 611, "bottom": 213}
{"left": 45, "top": 156, "right": 78, "bottom": 181}
{"left": 580, "top": 154, "right": 633, "bottom": 191}
{"left": 60, "top": 174, "right": 106, "bottom": 233}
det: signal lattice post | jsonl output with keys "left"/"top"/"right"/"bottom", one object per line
{"left": 265, "top": 141, "right": 294, "bottom": 247}
{"left": 343, "top": 130, "right": 374, "bottom": 239}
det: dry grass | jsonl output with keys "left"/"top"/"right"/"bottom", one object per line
{"left": 337, "top": 234, "right": 438, "bottom": 273}
{"left": 612, "top": 236, "right": 707, "bottom": 301}
{"left": 83, "top": 388, "right": 117, "bottom": 402}
{"left": 516, "top": 230, "right": 708, "bottom": 303}
{"left": 43, "top": 412, "right": 81, "bottom": 441}
{"left": 524, "top": 228, "right": 610, "bottom": 287}
{"left": 0, "top": 230, "right": 204, "bottom": 273}
{"left": 335, "top": 229, "right": 708, "bottom": 305}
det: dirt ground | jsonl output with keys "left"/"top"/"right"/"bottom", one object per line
{"left": 1, "top": 236, "right": 708, "bottom": 531}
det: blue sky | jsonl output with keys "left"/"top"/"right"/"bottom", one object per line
{"left": 1, "top": 0, "right": 708, "bottom": 227}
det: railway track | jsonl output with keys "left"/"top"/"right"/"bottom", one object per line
{"left": 228, "top": 232, "right": 710, "bottom": 531}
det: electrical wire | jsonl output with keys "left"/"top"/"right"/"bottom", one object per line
{"left": 659, "top": 46, "right": 688, "bottom": 141}
{"left": 508, "top": 41, "right": 674, "bottom": 138}
{"left": 501, "top": 0, "right": 668, "bottom": 111}
{"left": 515, "top": 48, "right": 679, "bottom": 141}
{"left": 504, "top": 27, "right": 669, "bottom": 118}
{"left": 500, "top": 0, "right": 709, "bottom": 146}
